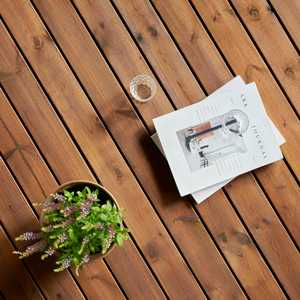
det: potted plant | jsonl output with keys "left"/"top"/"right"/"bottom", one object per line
{"left": 13, "top": 180, "right": 131, "bottom": 275}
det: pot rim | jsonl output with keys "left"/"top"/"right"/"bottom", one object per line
{"left": 39, "top": 180, "right": 120, "bottom": 262}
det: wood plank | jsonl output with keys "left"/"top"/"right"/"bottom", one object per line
{"left": 268, "top": 0, "right": 300, "bottom": 51}
{"left": 102, "top": 0, "right": 298, "bottom": 297}
{"left": 128, "top": 0, "right": 300, "bottom": 245}
{"left": 196, "top": 191, "right": 286, "bottom": 299}
{"left": 0, "top": 224, "right": 44, "bottom": 300}
{"left": 0, "top": 92, "right": 57, "bottom": 207}
{"left": 254, "top": 161, "right": 300, "bottom": 246}
{"left": 0, "top": 156, "right": 85, "bottom": 300}
{"left": 112, "top": 0, "right": 233, "bottom": 96}
{"left": 189, "top": 0, "right": 300, "bottom": 180}
{"left": 68, "top": 0, "right": 300, "bottom": 296}
{"left": 70, "top": 1, "right": 249, "bottom": 299}
{"left": 224, "top": 173, "right": 300, "bottom": 299}
{"left": 0, "top": 88, "right": 125, "bottom": 300}
{"left": 229, "top": 0, "right": 300, "bottom": 116}
{"left": 0, "top": 2, "right": 203, "bottom": 298}
{"left": 71, "top": 0, "right": 176, "bottom": 131}
{"left": 144, "top": 0, "right": 300, "bottom": 206}
{"left": 0, "top": 19, "right": 166, "bottom": 300}
{"left": 71, "top": 0, "right": 205, "bottom": 116}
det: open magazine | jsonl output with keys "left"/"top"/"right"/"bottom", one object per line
{"left": 153, "top": 81, "right": 283, "bottom": 197}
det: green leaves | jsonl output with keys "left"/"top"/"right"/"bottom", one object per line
{"left": 14, "top": 185, "right": 132, "bottom": 276}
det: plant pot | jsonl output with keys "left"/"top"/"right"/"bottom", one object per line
{"left": 40, "top": 180, "right": 120, "bottom": 263}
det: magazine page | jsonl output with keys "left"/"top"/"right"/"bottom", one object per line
{"left": 151, "top": 76, "right": 285, "bottom": 203}
{"left": 153, "top": 82, "right": 283, "bottom": 196}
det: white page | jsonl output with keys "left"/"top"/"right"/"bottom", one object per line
{"left": 153, "top": 80, "right": 284, "bottom": 197}
{"left": 151, "top": 76, "right": 285, "bottom": 203}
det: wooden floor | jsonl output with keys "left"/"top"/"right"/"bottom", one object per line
{"left": 0, "top": 0, "right": 300, "bottom": 299}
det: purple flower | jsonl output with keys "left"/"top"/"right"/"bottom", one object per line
{"left": 54, "top": 232, "right": 68, "bottom": 248}
{"left": 108, "top": 224, "right": 115, "bottom": 238}
{"left": 43, "top": 202, "right": 63, "bottom": 213}
{"left": 54, "top": 257, "right": 73, "bottom": 272}
{"left": 80, "top": 199, "right": 93, "bottom": 210}
{"left": 101, "top": 238, "right": 112, "bottom": 254}
{"left": 51, "top": 193, "right": 66, "bottom": 203}
{"left": 62, "top": 205, "right": 78, "bottom": 217}
{"left": 75, "top": 252, "right": 90, "bottom": 276}
{"left": 82, "top": 253, "right": 89, "bottom": 263}
{"left": 13, "top": 240, "right": 47, "bottom": 258}
{"left": 53, "top": 217, "right": 75, "bottom": 229}
{"left": 91, "top": 222, "right": 105, "bottom": 229}
{"left": 41, "top": 225, "right": 55, "bottom": 232}
{"left": 78, "top": 236, "right": 89, "bottom": 255}
{"left": 86, "top": 193, "right": 97, "bottom": 201}
{"left": 41, "top": 246, "right": 56, "bottom": 260}
{"left": 15, "top": 232, "right": 41, "bottom": 241}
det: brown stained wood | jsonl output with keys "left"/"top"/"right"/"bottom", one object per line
{"left": 70, "top": 2, "right": 248, "bottom": 299}
{"left": 1, "top": 0, "right": 300, "bottom": 298}
{"left": 0, "top": 157, "right": 85, "bottom": 300}
{"left": 0, "top": 10, "right": 165, "bottom": 300}
{"left": 70, "top": 263, "right": 125, "bottom": 300}
{"left": 0, "top": 34, "right": 93, "bottom": 183}
{"left": 1, "top": 1, "right": 203, "bottom": 298}
{"left": 254, "top": 160, "right": 300, "bottom": 246}
{"left": 94, "top": 0, "right": 206, "bottom": 112}
{"left": 0, "top": 225, "right": 44, "bottom": 300}
{"left": 224, "top": 172, "right": 300, "bottom": 299}
{"left": 72, "top": 0, "right": 174, "bottom": 133}
{"left": 0, "top": 89, "right": 56, "bottom": 207}
{"left": 230, "top": 0, "right": 300, "bottom": 116}
{"left": 196, "top": 190, "right": 286, "bottom": 299}
{"left": 68, "top": 0, "right": 300, "bottom": 298}
{"left": 145, "top": 0, "right": 233, "bottom": 94}
{"left": 189, "top": 0, "right": 300, "bottom": 181}
{"left": 269, "top": 0, "right": 300, "bottom": 51}
{"left": 0, "top": 89, "right": 125, "bottom": 300}
{"left": 75, "top": 0, "right": 300, "bottom": 296}
{"left": 147, "top": 0, "right": 300, "bottom": 277}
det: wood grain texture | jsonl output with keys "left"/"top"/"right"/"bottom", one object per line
{"left": 108, "top": 0, "right": 207, "bottom": 111}
{"left": 190, "top": 0, "right": 300, "bottom": 181}
{"left": 0, "top": 88, "right": 57, "bottom": 207}
{"left": 197, "top": 190, "right": 286, "bottom": 299}
{"left": 2, "top": 0, "right": 204, "bottom": 298}
{"left": 0, "top": 5, "right": 166, "bottom": 299}
{"left": 111, "top": 0, "right": 297, "bottom": 297}
{"left": 269, "top": 0, "right": 300, "bottom": 51}
{"left": 0, "top": 225, "right": 44, "bottom": 300}
{"left": 71, "top": 1, "right": 248, "bottom": 299}
{"left": 225, "top": 173, "right": 300, "bottom": 299}
{"left": 30, "top": 1, "right": 205, "bottom": 297}
{"left": 254, "top": 160, "right": 300, "bottom": 247}
{"left": 0, "top": 0, "right": 299, "bottom": 298}
{"left": 0, "top": 89, "right": 125, "bottom": 300}
{"left": 72, "top": 0, "right": 175, "bottom": 133}
{"left": 230, "top": 0, "right": 300, "bottom": 116}
{"left": 148, "top": 0, "right": 300, "bottom": 275}
{"left": 0, "top": 157, "right": 84, "bottom": 300}
{"left": 147, "top": 0, "right": 233, "bottom": 94}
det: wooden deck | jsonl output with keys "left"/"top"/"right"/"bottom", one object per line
{"left": 0, "top": 0, "right": 300, "bottom": 299}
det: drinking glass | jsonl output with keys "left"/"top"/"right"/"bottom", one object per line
{"left": 130, "top": 75, "right": 156, "bottom": 102}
